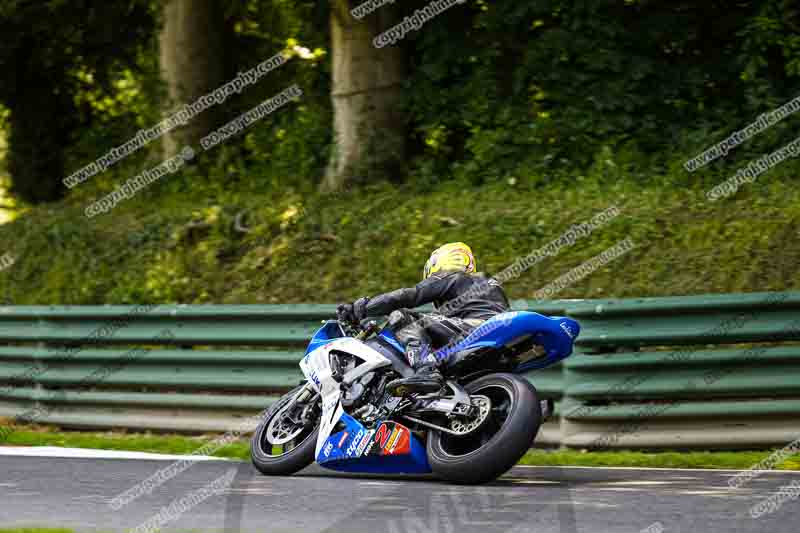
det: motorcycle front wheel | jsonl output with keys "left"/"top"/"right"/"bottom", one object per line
{"left": 251, "top": 384, "right": 320, "bottom": 476}
{"left": 426, "top": 373, "right": 542, "bottom": 484}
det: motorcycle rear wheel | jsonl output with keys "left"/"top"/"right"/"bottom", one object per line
{"left": 426, "top": 373, "right": 541, "bottom": 484}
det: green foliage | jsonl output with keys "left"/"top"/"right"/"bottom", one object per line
{"left": 404, "top": 0, "right": 800, "bottom": 186}
{"left": 1, "top": 0, "right": 799, "bottom": 306}
{"left": 1, "top": 159, "right": 799, "bottom": 306}
{"left": 4, "top": 0, "right": 799, "bottom": 200}
{"left": 0, "top": 0, "right": 156, "bottom": 203}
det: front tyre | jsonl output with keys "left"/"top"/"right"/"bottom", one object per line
{"left": 426, "top": 373, "right": 541, "bottom": 484}
{"left": 251, "top": 384, "right": 320, "bottom": 476}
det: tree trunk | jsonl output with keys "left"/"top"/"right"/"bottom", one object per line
{"left": 159, "top": 0, "right": 226, "bottom": 158}
{"left": 6, "top": 61, "right": 73, "bottom": 204}
{"left": 324, "top": 0, "right": 406, "bottom": 191}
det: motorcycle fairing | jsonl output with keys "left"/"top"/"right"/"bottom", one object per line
{"left": 300, "top": 336, "right": 393, "bottom": 457}
{"left": 433, "top": 311, "right": 581, "bottom": 372}
{"left": 299, "top": 311, "right": 579, "bottom": 473}
{"left": 317, "top": 414, "right": 431, "bottom": 474}
{"left": 304, "top": 320, "right": 346, "bottom": 356}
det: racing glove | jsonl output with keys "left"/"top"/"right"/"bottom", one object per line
{"left": 336, "top": 297, "right": 370, "bottom": 324}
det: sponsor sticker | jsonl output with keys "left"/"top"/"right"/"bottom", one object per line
{"left": 385, "top": 428, "right": 401, "bottom": 451}
{"left": 375, "top": 423, "right": 392, "bottom": 448}
{"left": 322, "top": 394, "right": 339, "bottom": 411}
{"left": 356, "top": 430, "right": 375, "bottom": 456}
{"left": 323, "top": 442, "right": 334, "bottom": 458}
{"left": 337, "top": 431, "right": 349, "bottom": 448}
{"left": 346, "top": 429, "right": 365, "bottom": 456}
{"left": 387, "top": 428, "right": 410, "bottom": 455}
{"left": 364, "top": 437, "right": 377, "bottom": 456}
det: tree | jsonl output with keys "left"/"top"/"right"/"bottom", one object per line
{"left": 159, "top": 0, "right": 227, "bottom": 158}
{"left": 0, "top": 0, "right": 155, "bottom": 204}
{"left": 324, "top": 0, "right": 406, "bottom": 191}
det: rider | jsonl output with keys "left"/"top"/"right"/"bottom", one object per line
{"left": 337, "top": 242, "right": 510, "bottom": 395}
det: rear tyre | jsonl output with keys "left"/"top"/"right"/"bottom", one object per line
{"left": 251, "top": 384, "right": 320, "bottom": 476}
{"left": 426, "top": 373, "right": 541, "bottom": 484}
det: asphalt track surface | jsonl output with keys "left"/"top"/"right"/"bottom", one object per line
{"left": 1, "top": 448, "right": 799, "bottom": 532}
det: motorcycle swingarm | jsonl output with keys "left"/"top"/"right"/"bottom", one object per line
{"left": 411, "top": 380, "right": 474, "bottom": 417}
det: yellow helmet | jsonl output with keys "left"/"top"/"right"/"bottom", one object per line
{"left": 423, "top": 242, "right": 476, "bottom": 280}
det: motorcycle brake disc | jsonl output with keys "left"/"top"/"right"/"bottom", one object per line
{"left": 448, "top": 394, "right": 492, "bottom": 436}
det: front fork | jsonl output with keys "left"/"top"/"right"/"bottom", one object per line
{"left": 284, "top": 383, "right": 320, "bottom": 426}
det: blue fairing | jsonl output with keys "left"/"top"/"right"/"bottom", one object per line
{"left": 305, "top": 320, "right": 346, "bottom": 356}
{"left": 317, "top": 414, "right": 431, "bottom": 474}
{"left": 433, "top": 311, "right": 580, "bottom": 372}
{"left": 307, "top": 313, "right": 579, "bottom": 476}
{"left": 377, "top": 328, "right": 406, "bottom": 354}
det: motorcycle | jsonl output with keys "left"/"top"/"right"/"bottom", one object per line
{"left": 250, "top": 309, "right": 580, "bottom": 484}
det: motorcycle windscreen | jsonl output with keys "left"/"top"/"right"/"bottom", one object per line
{"left": 305, "top": 320, "right": 346, "bottom": 355}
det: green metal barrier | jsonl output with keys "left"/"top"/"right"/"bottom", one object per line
{"left": 0, "top": 293, "right": 797, "bottom": 448}
{"left": 560, "top": 291, "right": 800, "bottom": 449}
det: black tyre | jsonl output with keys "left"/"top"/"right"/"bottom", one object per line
{"left": 426, "top": 373, "right": 541, "bottom": 484}
{"left": 251, "top": 384, "right": 320, "bottom": 476}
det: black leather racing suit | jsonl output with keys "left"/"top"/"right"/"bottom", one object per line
{"left": 361, "top": 271, "right": 510, "bottom": 368}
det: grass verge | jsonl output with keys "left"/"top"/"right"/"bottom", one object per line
{"left": 1, "top": 426, "right": 249, "bottom": 460}
{"left": 1, "top": 171, "right": 799, "bottom": 305}
{"left": 3, "top": 425, "right": 799, "bottom": 471}
{"left": 0, "top": 529, "right": 81, "bottom": 533}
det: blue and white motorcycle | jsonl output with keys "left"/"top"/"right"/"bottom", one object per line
{"left": 251, "top": 310, "right": 580, "bottom": 484}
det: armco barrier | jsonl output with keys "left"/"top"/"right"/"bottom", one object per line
{"left": 0, "top": 293, "right": 798, "bottom": 449}
{"left": 560, "top": 292, "right": 800, "bottom": 449}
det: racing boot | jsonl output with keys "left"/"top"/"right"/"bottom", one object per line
{"left": 386, "top": 342, "right": 444, "bottom": 396}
